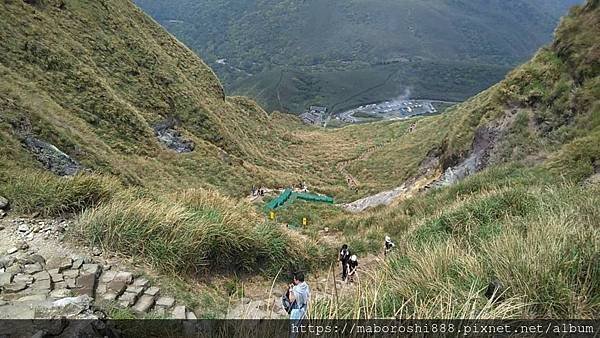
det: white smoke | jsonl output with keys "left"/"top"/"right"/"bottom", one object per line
{"left": 391, "top": 87, "right": 412, "bottom": 103}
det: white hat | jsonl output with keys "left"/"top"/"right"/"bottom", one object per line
{"left": 350, "top": 255, "right": 357, "bottom": 261}
{"left": 385, "top": 236, "right": 391, "bottom": 242}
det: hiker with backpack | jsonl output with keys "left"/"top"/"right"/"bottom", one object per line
{"left": 339, "top": 244, "right": 351, "bottom": 281}
{"left": 282, "top": 272, "right": 310, "bottom": 322}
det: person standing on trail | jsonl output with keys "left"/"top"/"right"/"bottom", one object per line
{"left": 384, "top": 235, "right": 395, "bottom": 256}
{"left": 339, "top": 244, "right": 351, "bottom": 281}
{"left": 288, "top": 272, "right": 310, "bottom": 323}
{"left": 347, "top": 255, "right": 358, "bottom": 283}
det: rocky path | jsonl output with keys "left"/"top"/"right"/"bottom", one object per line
{"left": 225, "top": 254, "right": 382, "bottom": 319}
{"left": 0, "top": 218, "right": 196, "bottom": 320}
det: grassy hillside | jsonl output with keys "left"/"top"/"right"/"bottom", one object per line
{"left": 308, "top": 0, "right": 600, "bottom": 319}
{"left": 0, "top": 0, "right": 598, "bottom": 319}
{"left": 135, "top": 0, "right": 580, "bottom": 112}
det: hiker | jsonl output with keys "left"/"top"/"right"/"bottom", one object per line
{"left": 384, "top": 235, "right": 395, "bottom": 256}
{"left": 288, "top": 272, "right": 310, "bottom": 323}
{"left": 339, "top": 244, "right": 351, "bottom": 281}
{"left": 347, "top": 255, "right": 358, "bottom": 283}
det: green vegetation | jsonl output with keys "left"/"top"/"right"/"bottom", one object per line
{"left": 74, "top": 188, "right": 329, "bottom": 274}
{"left": 135, "top": 0, "right": 579, "bottom": 112}
{"left": 0, "top": 0, "right": 598, "bottom": 321}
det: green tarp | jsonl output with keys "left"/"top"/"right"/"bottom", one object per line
{"left": 264, "top": 189, "right": 334, "bottom": 211}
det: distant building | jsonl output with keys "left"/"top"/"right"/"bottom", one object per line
{"left": 301, "top": 105, "right": 328, "bottom": 125}
{"left": 309, "top": 106, "right": 327, "bottom": 114}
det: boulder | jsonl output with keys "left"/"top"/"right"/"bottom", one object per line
{"left": 0, "top": 196, "right": 8, "bottom": 209}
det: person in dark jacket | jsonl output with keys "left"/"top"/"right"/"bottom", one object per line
{"left": 339, "top": 244, "right": 351, "bottom": 281}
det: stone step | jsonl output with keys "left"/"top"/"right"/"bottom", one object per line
{"left": 132, "top": 295, "right": 155, "bottom": 314}
{"left": 172, "top": 305, "right": 186, "bottom": 319}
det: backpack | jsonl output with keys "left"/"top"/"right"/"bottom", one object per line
{"left": 340, "top": 248, "right": 350, "bottom": 262}
{"left": 282, "top": 290, "right": 295, "bottom": 314}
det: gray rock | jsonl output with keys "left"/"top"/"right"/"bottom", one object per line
{"left": 54, "top": 258, "right": 72, "bottom": 272}
{"left": 52, "top": 295, "right": 92, "bottom": 309}
{"left": 172, "top": 305, "right": 186, "bottom": 319}
{"left": 102, "top": 292, "right": 118, "bottom": 301}
{"left": 53, "top": 281, "right": 67, "bottom": 290}
{"left": 23, "top": 263, "right": 44, "bottom": 274}
{"left": 29, "top": 254, "right": 46, "bottom": 266}
{"left": 0, "top": 196, "right": 8, "bottom": 209}
{"left": 114, "top": 271, "right": 133, "bottom": 284}
{"left": 0, "top": 272, "right": 14, "bottom": 287}
{"left": 132, "top": 277, "right": 149, "bottom": 289}
{"left": 6, "top": 247, "right": 18, "bottom": 255}
{"left": 186, "top": 311, "right": 197, "bottom": 320}
{"left": 81, "top": 264, "right": 101, "bottom": 277}
{"left": 15, "top": 294, "right": 47, "bottom": 303}
{"left": 33, "top": 271, "right": 51, "bottom": 281}
{"left": 144, "top": 286, "right": 160, "bottom": 297}
{"left": 155, "top": 296, "right": 175, "bottom": 309}
{"left": 31, "top": 279, "right": 52, "bottom": 292}
{"left": 3, "top": 281, "right": 28, "bottom": 293}
{"left": 18, "top": 242, "right": 29, "bottom": 250}
{"left": 48, "top": 270, "right": 64, "bottom": 283}
{"left": 132, "top": 295, "right": 155, "bottom": 313}
{"left": 96, "top": 283, "right": 107, "bottom": 295}
{"left": 0, "top": 256, "right": 16, "bottom": 269}
{"left": 118, "top": 292, "right": 138, "bottom": 307}
{"left": 6, "top": 264, "right": 23, "bottom": 274}
{"left": 0, "top": 210, "right": 5, "bottom": 219}
{"left": 74, "top": 273, "right": 97, "bottom": 298}
{"left": 62, "top": 269, "right": 79, "bottom": 279}
{"left": 71, "top": 258, "right": 84, "bottom": 270}
{"left": 22, "top": 137, "right": 83, "bottom": 176}
{"left": 49, "top": 289, "right": 72, "bottom": 299}
{"left": 0, "top": 303, "right": 35, "bottom": 319}
{"left": 13, "top": 274, "right": 34, "bottom": 285}
{"left": 107, "top": 279, "right": 127, "bottom": 296}
{"left": 100, "top": 270, "right": 117, "bottom": 283}
{"left": 123, "top": 285, "right": 143, "bottom": 298}
{"left": 65, "top": 278, "right": 78, "bottom": 289}
{"left": 17, "top": 224, "right": 30, "bottom": 233}
{"left": 92, "top": 247, "right": 102, "bottom": 256}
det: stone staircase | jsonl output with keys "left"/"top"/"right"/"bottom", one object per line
{"left": 0, "top": 243, "right": 197, "bottom": 319}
